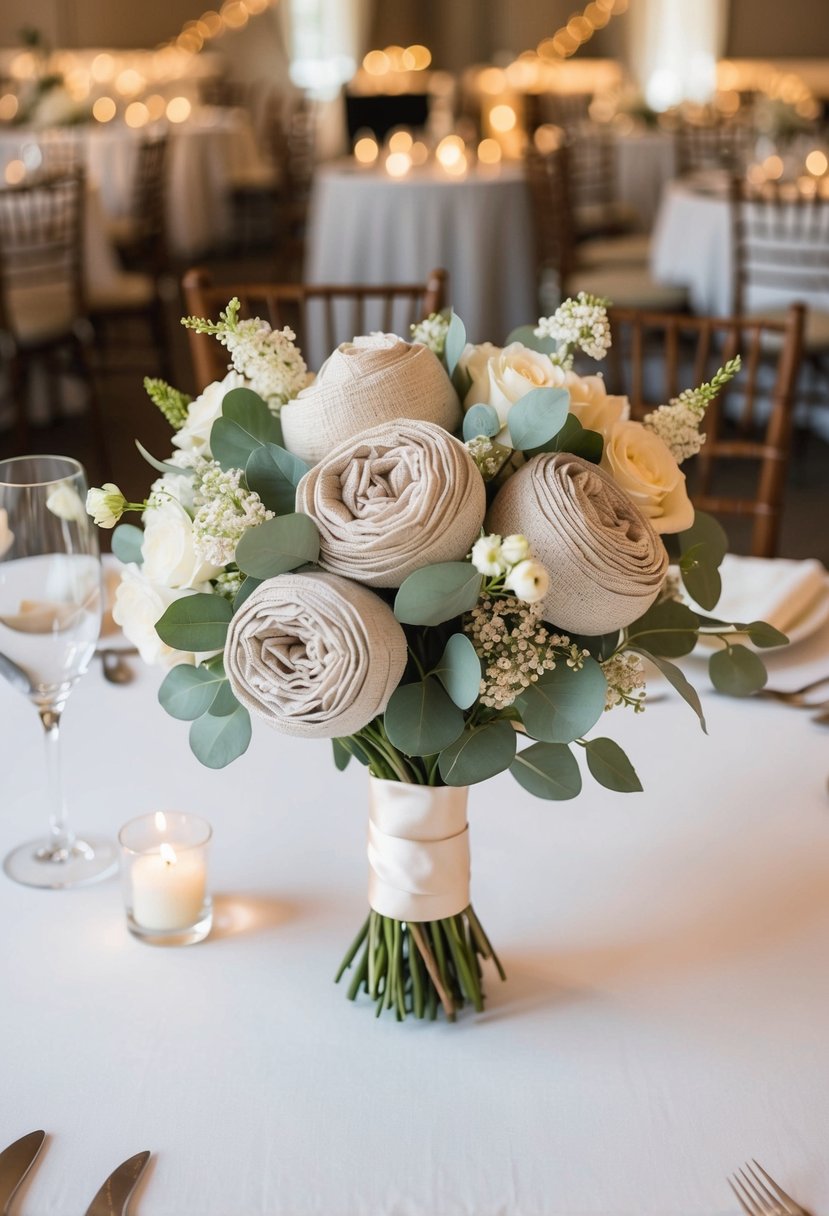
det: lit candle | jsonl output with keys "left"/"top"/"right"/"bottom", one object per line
{"left": 131, "top": 842, "right": 206, "bottom": 930}
{"left": 119, "top": 811, "right": 212, "bottom": 945}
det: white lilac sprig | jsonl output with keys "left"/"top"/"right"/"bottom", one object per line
{"left": 410, "top": 312, "right": 450, "bottom": 356}
{"left": 643, "top": 356, "right": 742, "bottom": 463}
{"left": 534, "top": 292, "right": 612, "bottom": 368}
{"left": 181, "top": 297, "right": 308, "bottom": 414}
{"left": 470, "top": 533, "right": 550, "bottom": 605}
{"left": 191, "top": 462, "right": 273, "bottom": 566}
{"left": 143, "top": 377, "right": 191, "bottom": 431}
{"left": 601, "top": 652, "right": 647, "bottom": 712}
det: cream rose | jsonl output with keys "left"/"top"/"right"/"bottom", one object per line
{"left": 112, "top": 565, "right": 200, "bottom": 668}
{"left": 461, "top": 342, "right": 564, "bottom": 438}
{"left": 600, "top": 419, "right": 694, "bottom": 535}
{"left": 173, "top": 370, "right": 245, "bottom": 456}
{"left": 548, "top": 368, "right": 630, "bottom": 435}
{"left": 141, "top": 500, "right": 222, "bottom": 589}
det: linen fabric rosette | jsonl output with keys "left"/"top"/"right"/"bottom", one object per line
{"left": 295, "top": 419, "right": 487, "bottom": 588}
{"left": 487, "top": 452, "right": 668, "bottom": 635}
{"left": 280, "top": 333, "right": 462, "bottom": 465}
{"left": 223, "top": 570, "right": 407, "bottom": 738}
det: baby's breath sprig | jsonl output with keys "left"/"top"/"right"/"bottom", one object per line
{"left": 534, "top": 292, "right": 612, "bottom": 368}
{"left": 410, "top": 311, "right": 450, "bottom": 356}
{"left": 643, "top": 355, "right": 742, "bottom": 463}
{"left": 143, "top": 377, "right": 192, "bottom": 431}
{"left": 601, "top": 652, "right": 647, "bottom": 713}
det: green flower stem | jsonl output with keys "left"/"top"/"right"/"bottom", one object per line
{"left": 334, "top": 914, "right": 370, "bottom": 983}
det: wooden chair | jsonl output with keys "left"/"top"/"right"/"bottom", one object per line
{"left": 602, "top": 305, "right": 805, "bottom": 557}
{"left": 0, "top": 170, "right": 107, "bottom": 466}
{"left": 675, "top": 119, "right": 754, "bottom": 178}
{"left": 566, "top": 124, "right": 640, "bottom": 238}
{"left": 108, "top": 136, "right": 169, "bottom": 277}
{"left": 182, "top": 266, "right": 449, "bottom": 391}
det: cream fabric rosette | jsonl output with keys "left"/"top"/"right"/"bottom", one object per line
{"left": 295, "top": 419, "right": 486, "bottom": 588}
{"left": 487, "top": 453, "right": 668, "bottom": 634}
{"left": 600, "top": 419, "right": 694, "bottom": 535}
{"left": 223, "top": 570, "right": 407, "bottom": 738}
{"left": 280, "top": 334, "right": 461, "bottom": 465}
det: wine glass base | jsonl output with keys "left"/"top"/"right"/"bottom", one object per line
{"left": 3, "top": 836, "right": 117, "bottom": 889}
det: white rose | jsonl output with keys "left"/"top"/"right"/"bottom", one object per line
{"left": 471, "top": 534, "right": 506, "bottom": 576}
{"left": 504, "top": 559, "right": 550, "bottom": 604}
{"left": 173, "top": 370, "right": 245, "bottom": 456}
{"left": 600, "top": 419, "right": 695, "bottom": 535}
{"left": 548, "top": 368, "right": 630, "bottom": 436}
{"left": 460, "top": 342, "right": 563, "bottom": 439}
{"left": 0, "top": 508, "right": 14, "bottom": 558}
{"left": 500, "top": 533, "right": 530, "bottom": 565}
{"left": 141, "top": 499, "right": 221, "bottom": 589}
{"left": 86, "top": 483, "right": 127, "bottom": 529}
{"left": 112, "top": 565, "right": 200, "bottom": 668}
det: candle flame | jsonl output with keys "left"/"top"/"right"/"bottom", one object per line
{"left": 155, "top": 811, "right": 167, "bottom": 832}
{"left": 160, "top": 842, "right": 177, "bottom": 866}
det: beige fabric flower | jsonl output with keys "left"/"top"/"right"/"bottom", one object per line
{"left": 223, "top": 570, "right": 407, "bottom": 739}
{"left": 600, "top": 419, "right": 695, "bottom": 535}
{"left": 487, "top": 453, "right": 668, "bottom": 634}
{"left": 280, "top": 334, "right": 461, "bottom": 465}
{"left": 296, "top": 419, "right": 487, "bottom": 588}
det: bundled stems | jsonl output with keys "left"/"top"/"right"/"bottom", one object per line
{"left": 336, "top": 906, "right": 505, "bottom": 1022}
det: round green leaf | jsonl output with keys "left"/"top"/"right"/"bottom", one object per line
{"left": 463, "top": 403, "right": 501, "bottom": 442}
{"left": 384, "top": 680, "right": 465, "bottom": 757}
{"left": 154, "top": 592, "right": 233, "bottom": 652}
{"left": 394, "top": 562, "right": 482, "bottom": 627}
{"left": 438, "top": 720, "right": 516, "bottom": 786}
{"left": 234, "top": 512, "right": 320, "bottom": 579}
{"left": 626, "top": 599, "right": 700, "bottom": 658}
{"left": 189, "top": 703, "right": 252, "bottom": 769}
{"left": 515, "top": 657, "right": 607, "bottom": 744}
{"left": 111, "top": 523, "right": 144, "bottom": 565}
{"left": 158, "top": 663, "right": 227, "bottom": 721}
{"left": 510, "top": 741, "right": 582, "bottom": 800}
{"left": 209, "top": 388, "right": 283, "bottom": 472}
{"left": 233, "top": 576, "right": 262, "bottom": 611}
{"left": 678, "top": 510, "right": 728, "bottom": 567}
{"left": 444, "top": 311, "right": 467, "bottom": 377}
{"left": 709, "top": 644, "right": 768, "bottom": 697}
{"left": 541, "top": 414, "right": 603, "bottom": 463}
{"left": 433, "top": 633, "right": 482, "bottom": 710}
{"left": 679, "top": 547, "right": 722, "bottom": 613}
{"left": 507, "top": 387, "right": 570, "bottom": 452}
{"left": 209, "top": 679, "right": 239, "bottom": 716}
{"left": 245, "top": 443, "right": 309, "bottom": 515}
{"left": 584, "top": 738, "right": 642, "bottom": 792}
{"left": 744, "top": 620, "right": 789, "bottom": 649}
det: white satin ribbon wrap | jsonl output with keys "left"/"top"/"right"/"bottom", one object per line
{"left": 367, "top": 780, "right": 470, "bottom": 922}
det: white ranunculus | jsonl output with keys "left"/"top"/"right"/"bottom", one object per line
{"left": 0, "top": 508, "right": 13, "bottom": 558}
{"left": 471, "top": 534, "right": 506, "bottom": 576}
{"left": 173, "top": 370, "right": 245, "bottom": 456}
{"left": 500, "top": 533, "right": 530, "bottom": 565}
{"left": 112, "top": 565, "right": 199, "bottom": 668}
{"left": 86, "top": 483, "right": 127, "bottom": 529}
{"left": 460, "top": 342, "right": 564, "bottom": 439}
{"left": 600, "top": 419, "right": 695, "bottom": 535}
{"left": 548, "top": 368, "right": 630, "bottom": 435}
{"left": 141, "top": 499, "right": 222, "bottom": 589}
{"left": 504, "top": 559, "right": 550, "bottom": 604}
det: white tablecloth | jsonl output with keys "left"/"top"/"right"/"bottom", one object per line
{"left": 306, "top": 162, "right": 537, "bottom": 348}
{"left": 2, "top": 586, "right": 829, "bottom": 1214}
{"left": 0, "top": 108, "right": 266, "bottom": 257}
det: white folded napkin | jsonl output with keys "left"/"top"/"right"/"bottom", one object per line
{"left": 696, "top": 554, "right": 827, "bottom": 633}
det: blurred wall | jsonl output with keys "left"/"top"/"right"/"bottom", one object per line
{"left": 727, "top": 0, "right": 829, "bottom": 56}
{"left": 0, "top": 0, "right": 206, "bottom": 47}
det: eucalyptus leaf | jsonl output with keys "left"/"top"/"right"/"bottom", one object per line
{"left": 515, "top": 657, "right": 607, "bottom": 744}
{"left": 510, "top": 741, "right": 582, "bottom": 800}
{"left": 626, "top": 599, "right": 700, "bottom": 658}
{"left": 384, "top": 680, "right": 465, "bottom": 757}
{"left": 679, "top": 543, "right": 722, "bottom": 612}
{"left": 462, "top": 403, "right": 501, "bottom": 442}
{"left": 394, "top": 562, "right": 482, "bottom": 627}
{"left": 209, "top": 679, "right": 239, "bottom": 716}
{"left": 744, "top": 620, "right": 789, "bottom": 649}
{"left": 444, "top": 311, "right": 467, "bottom": 377}
{"left": 678, "top": 511, "right": 728, "bottom": 567}
{"left": 233, "top": 576, "right": 262, "bottom": 611}
{"left": 634, "top": 648, "right": 707, "bottom": 733}
{"left": 134, "top": 439, "right": 193, "bottom": 479}
{"left": 540, "top": 414, "right": 603, "bottom": 463}
{"left": 584, "top": 738, "right": 642, "bottom": 793}
{"left": 158, "top": 663, "right": 227, "bottom": 721}
{"left": 234, "top": 513, "right": 320, "bottom": 579}
{"left": 504, "top": 325, "right": 560, "bottom": 356}
{"left": 433, "top": 633, "right": 482, "bottom": 710}
{"left": 210, "top": 388, "right": 283, "bottom": 472}
{"left": 332, "top": 738, "right": 352, "bottom": 772}
{"left": 189, "top": 703, "right": 252, "bottom": 769}
{"left": 507, "top": 387, "right": 571, "bottom": 452}
{"left": 155, "top": 593, "right": 233, "bottom": 652}
{"left": 111, "top": 523, "right": 144, "bottom": 565}
{"left": 245, "top": 443, "right": 309, "bottom": 515}
{"left": 709, "top": 644, "right": 768, "bottom": 697}
{"left": 438, "top": 720, "right": 516, "bottom": 786}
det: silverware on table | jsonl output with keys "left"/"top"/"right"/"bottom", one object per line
{"left": 728, "top": 1160, "right": 812, "bottom": 1216}
{"left": 83, "top": 1150, "right": 150, "bottom": 1216}
{"left": 758, "top": 673, "right": 829, "bottom": 707}
{"left": 0, "top": 1130, "right": 45, "bottom": 1216}
{"left": 95, "top": 647, "right": 138, "bottom": 686}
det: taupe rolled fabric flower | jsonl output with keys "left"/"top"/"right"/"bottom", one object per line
{"left": 280, "top": 333, "right": 462, "bottom": 465}
{"left": 224, "top": 571, "right": 407, "bottom": 738}
{"left": 296, "top": 419, "right": 487, "bottom": 588}
{"left": 487, "top": 453, "right": 668, "bottom": 634}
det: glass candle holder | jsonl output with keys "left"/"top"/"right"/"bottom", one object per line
{"left": 119, "top": 812, "right": 212, "bottom": 946}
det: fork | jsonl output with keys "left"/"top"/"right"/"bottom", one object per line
{"left": 728, "top": 1160, "right": 812, "bottom": 1216}
{"left": 758, "top": 673, "right": 829, "bottom": 707}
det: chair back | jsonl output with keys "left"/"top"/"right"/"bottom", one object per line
{"left": 524, "top": 139, "right": 577, "bottom": 299}
{"left": 130, "top": 136, "right": 169, "bottom": 268}
{"left": 675, "top": 119, "right": 753, "bottom": 178}
{"left": 567, "top": 124, "right": 618, "bottom": 214}
{"left": 603, "top": 305, "right": 804, "bottom": 557}
{"left": 730, "top": 177, "right": 829, "bottom": 316}
{"left": 182, "top": 267, "right": 449, "bottom": 390}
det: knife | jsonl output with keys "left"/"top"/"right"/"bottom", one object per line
{"left": 0, "top": 1130, "right": 46, "bottom": 1216}
{"left": 83, "top": 1151, "right": 151, "bottom": 1216}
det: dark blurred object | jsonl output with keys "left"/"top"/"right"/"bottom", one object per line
{"left": 676, "top": 117, "right": 754, "bottom": 177}
{"left": 344, "top": 92, "right": 429, "bottom": 142}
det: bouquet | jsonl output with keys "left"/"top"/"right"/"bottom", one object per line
{"left": 88, "top": 293, "right": 784, "bottom": 1022}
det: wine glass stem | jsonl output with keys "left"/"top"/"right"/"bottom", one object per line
{"left": 39, "top": 707, "right": 75, "bottom": 853}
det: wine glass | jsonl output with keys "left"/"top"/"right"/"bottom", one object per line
{"left": 0, "top": 455, "right": 116, "bottom": 887}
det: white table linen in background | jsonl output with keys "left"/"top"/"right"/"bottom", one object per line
{"left": 305, "top": 162, "right": 538, "bottom": 348}
{"left": 1, "top": 589, "right": 829, "bottom": 1214}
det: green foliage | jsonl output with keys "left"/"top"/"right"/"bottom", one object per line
{"left": 433, "top": 633, "right": 482, "bottom": 710}
{"left": 233, "top": 576, "right": 262, "bottom": 611}
{"left": 181, "top": 296, "right": 241, "bottom": 336}
{"left": 504, "top": 325, "right": 559, "bottom": 356}
{"left": 111, "top": 523, "right": 143, "bottom": 565}
{"left": 444, "top": 311, "right": 467, "bottom": 378}
{"left": 158, "top": 663, "right": 231, "bottom": 721}
{"left": 507, "top": 387, "right": 570, "bottom": 452}
{"left": 394, "top": 562, "right": 482, "bottom": 628}
{"left": 541, "top": 414, "right": 603, "bottom": 463}
{"left": 709, "top": 644, "right": 768, "bottom": 696}
{"left": 154, "top": 592, "right": 233, "bottom": 653}
{"left": 510, "top": 741, "right": 582, "bottom": 800}
{"left": 332, "top": 738, "right": 352, "bottom": 771}
{"left": 633, "top": 648, "right": 707, "bottom": 733}
{"left": 135, "top": 439, "right": 192, "bottom": 479}
{"left": 143, "top": 377, "right": 191, "bottom": 430}
{"left": 584, "top": 738, "right": 642, "bottom": 792}
{"left": 210, "top": 387, "right": 283, "bottom": 472}
{"left": 677, "top": 511, "right": 728, "bottom": 611}
{"left": 438, "top": 720, "right": 517, "bottom": 786}
{"left": 384, "top": 680, "right": 465, "bottom": 757}
{"left": 189, "top": 702, "right": 252, "bottom": 769}
{"left": 234, "top": 512, "right": 320, "bottom": 579}
{"left": 742, "top": 620, "right": 788, "bottom": 648}
{"left": 626, "top": 599, "right": 699, "bottom": 658}
{"left": 245, "top": 443, "right": 309, "bottom": 515}
{"left": 462, "top": 403, "right": 501, "bottom": 442}
{"left": 515, "top": 657, "right": 607, "bottom": 744}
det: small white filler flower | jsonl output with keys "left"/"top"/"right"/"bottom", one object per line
{"left": 504, "top": 559, "right": 550, "bottom": 604}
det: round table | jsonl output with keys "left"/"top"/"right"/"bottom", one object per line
{"left": 305, "top": 162, "right": 538, "bottom": 348}
{"left": 2, "top": 566, "right": 829, "bottom": 1214}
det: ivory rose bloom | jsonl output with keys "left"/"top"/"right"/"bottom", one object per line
{"left": 461, "top": 342, "right": 562, "bottom": 437}
{"left": 505, "top": 559, "right": 550, "bottom": 604}
{"left": 173, "top": 370, "right": 245, "bottom": 456}
{"left": 141, "top": 499, "right": 222, "bottom": 589}
{"left": 600, "top": 419, "right": 695, "bottom": 535}
{"left": 112, "top": 565, "right": 202, "bottom": 668}
{"left": 548, "top": 368, "right": 630, "bottom": 435}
